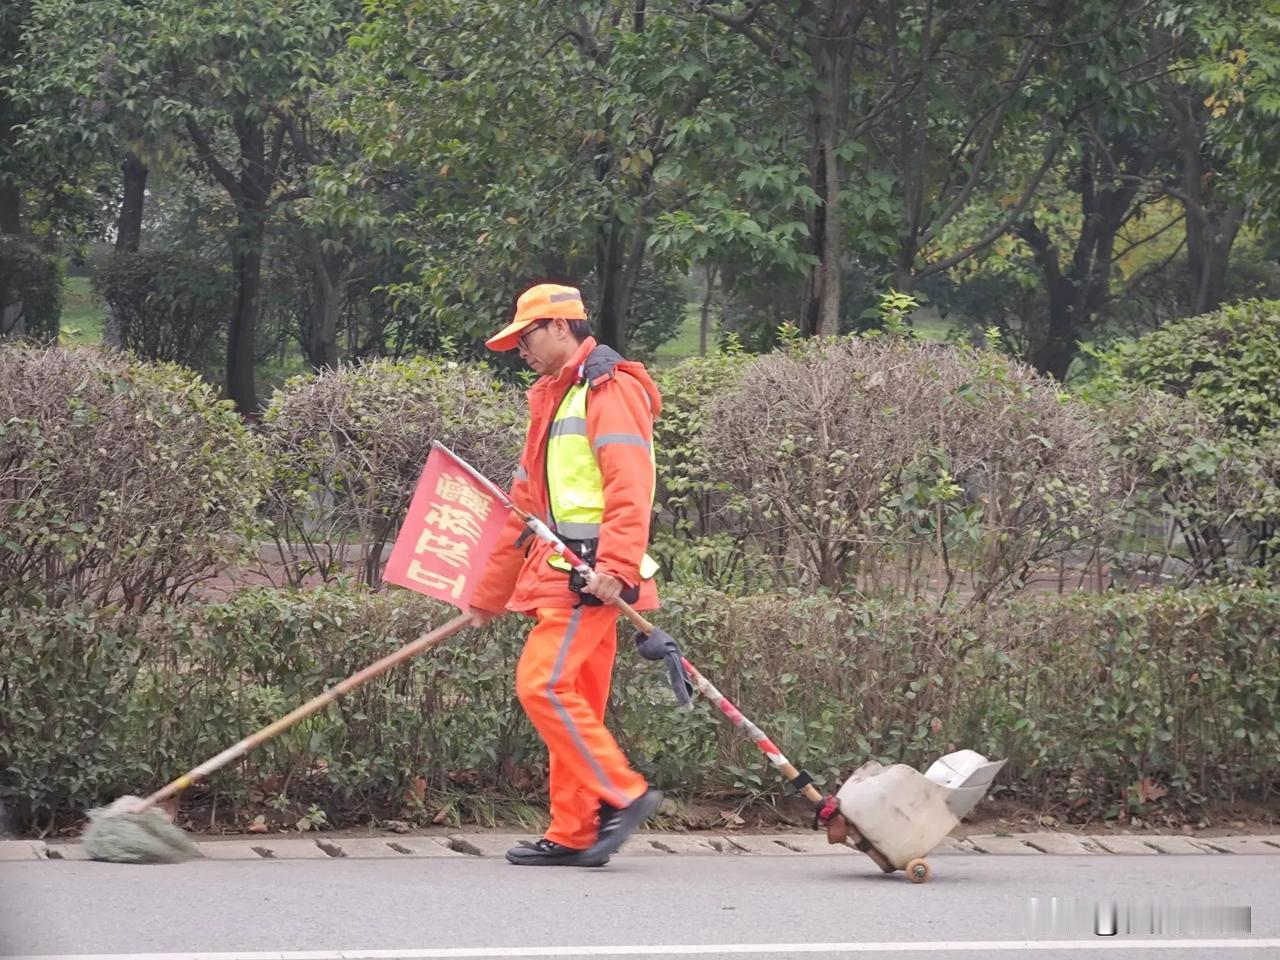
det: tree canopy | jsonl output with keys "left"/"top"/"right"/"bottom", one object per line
{"left": 4, "top": 0, "right": 1280, "bottom": 403}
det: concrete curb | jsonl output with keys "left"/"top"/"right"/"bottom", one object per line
{"left": 13, "top": 832, "right": 1280, "bottom": 862}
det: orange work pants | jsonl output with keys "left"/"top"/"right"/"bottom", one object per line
{"left": 515, "top": 605, "right": 649, "bottom": 849}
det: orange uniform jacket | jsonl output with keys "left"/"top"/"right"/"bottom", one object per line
{"left": 471, "top": 337, "right": 663, "bottom": 614}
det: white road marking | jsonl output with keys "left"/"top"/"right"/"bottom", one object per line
{"left": 4, "top": 940, "right": 1278, "bottom": 959}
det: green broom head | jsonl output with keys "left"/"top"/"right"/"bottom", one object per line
{"left": 82, "top": 796, "right": 203, "bottom": 864}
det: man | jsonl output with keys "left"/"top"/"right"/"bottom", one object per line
{"left": 468, "top": 282, "right": 664, "bottom": 867}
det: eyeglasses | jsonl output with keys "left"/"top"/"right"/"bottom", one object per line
{"left": 517, "top": 319, "right": 551, "bottom": 351}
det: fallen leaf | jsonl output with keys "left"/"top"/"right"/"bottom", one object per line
{"left": 247, "top": 815, "right": 268, "bottom": 834}
{"left": 718, "top": 809, "right": 745, "bottom": 827}
{"left": 1136, "top": 777, "right": 1168, "bottom": 804}
{"left": 404, "top": 775, "right": 427, "bottom": 807}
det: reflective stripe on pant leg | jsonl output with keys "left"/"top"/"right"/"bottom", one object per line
{"left": 546, "top": 607, "right": 629, "bottom": 808}
{"left": 544, "top": 631, "right": 615, "bottom": 850}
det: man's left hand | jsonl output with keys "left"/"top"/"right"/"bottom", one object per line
{"left": 584, "top": 570, "right": 624, "bottom": 603}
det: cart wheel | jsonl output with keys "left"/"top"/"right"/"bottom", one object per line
{"left": 906, "top": 858, "right": 931, "bottom": 884}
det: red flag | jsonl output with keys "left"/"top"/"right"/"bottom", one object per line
{"left": 384, "top": 446, "right": 509, "bottom": 609}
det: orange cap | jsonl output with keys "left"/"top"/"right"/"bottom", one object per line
{"left": 486, "top": 283, "right": 588, "bottom": 351}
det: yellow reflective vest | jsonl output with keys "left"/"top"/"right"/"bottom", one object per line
{"left": 546, "top": 377, "right": 660, "bottom": 580}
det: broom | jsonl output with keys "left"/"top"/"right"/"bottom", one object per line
{"left": 83, "top": 612, "right": 472, "bottom": 863}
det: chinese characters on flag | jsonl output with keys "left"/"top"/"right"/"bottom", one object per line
{"left": 384, "top": 447, "right": 508, "bottom": 609}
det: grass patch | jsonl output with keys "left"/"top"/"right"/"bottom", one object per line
{"left": 910, "top": 314, "right": 957, "bottom": 343}
{"left": 258, "top": 348, "right": 312, "bottom": 399}
{"left": 60, "top": 275, "right": 106, "bottom": 346}
{"left": 652, "top": 304, "right": 710, "bottom": 367}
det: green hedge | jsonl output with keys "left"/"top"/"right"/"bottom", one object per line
{"left": 0, "top": 346, "right": 265, "bottom": 610}
{"left": 1089, "top": 299, "right": 1280, "bottom": 442}
{"left": 662, "top": 586, "right": 1280, "bottom": 815}
{"left": 92, "top": 249, "right": 231, "bottom": 377}
{"left": 2, "top": 584, "right": 1276, "bottom": 833}
{"left": 260, "top": 357, "right": 522, "bottom": 587}
{"left": 0, "top": 237, "right": 62, "bottom": 343}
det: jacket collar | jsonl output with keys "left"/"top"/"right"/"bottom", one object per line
{"left": 549, "top": 336, "right": 598, "bottom": 387}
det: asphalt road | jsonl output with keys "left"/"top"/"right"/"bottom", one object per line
{"left": 2, "top": 853, "right": 1276, "bottom": 960}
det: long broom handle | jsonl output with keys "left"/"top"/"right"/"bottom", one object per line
{"left": 140, "top": 612, "right": 473, "bottom": 811}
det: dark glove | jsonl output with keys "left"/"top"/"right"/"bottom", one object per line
{"left": 569, "top": 564, "right": 640, "bottom": 606}
{"left": 634, "top": 626, "right": 694, "bottom": 707}
{"left": 564, "top": 539, "right": 639, "bottom": 607}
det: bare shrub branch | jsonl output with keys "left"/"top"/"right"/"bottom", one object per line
{"left": 701, "top": 337, "right": 1122, "bottom": 603}
{"left": 260, "top": 359, "right": 523, "bottom": 587}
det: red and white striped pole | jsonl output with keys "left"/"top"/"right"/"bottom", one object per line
{"left": 432, "top": 442, "right": 892, "bottom": 870}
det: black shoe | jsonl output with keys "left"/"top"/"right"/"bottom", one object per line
{"left": 598, "top": 800, "right": 619, "bottom": 832}
{"left": 580, "top": 788, "right": 663, "bottom": 865}
{"left": 505, "top": 838, "right": 607, "bottom": 867}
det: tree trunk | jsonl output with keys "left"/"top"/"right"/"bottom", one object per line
{"left": 0, "top": 181, "right": 20, "bottom": 235}
{"left": 699, "top": 262, "right": 717, "bottom": 356}
{"left": 800, "top": 115, "right": 829, "bottom": 338}
{"left": 1017, "top": 220, "right": 1078, "bottom": 381}
{"left": 227, "top": 223, "right": 264, "bottom": 414}
{"left": 309, "top": 270, "right": 341, "bottom": 372}
{"left": 1017, "top": 137, "right": 1149, "bottom": 380}
{"left": 801, "top": 91, "right": 845, "bottom": 337}
{"left": 1166, "top": 83, "right": 1245, "bottom": 316}
{"left": 222, "top": 117, "right": 273, "bottom": 415}
{"left": 1186, "top": 201, "right": 1244, "bottom": 316}
{"left": 115, "top": 152, "right": 147, "bottom": 252}
{"left": 104, "top": 151, "right": 149, "bottom": 350}
{"left": 1030, "top": 275, "right": 1078, "bottom": 382}
{"left": 800, "top": 6, "right": 854, "bottom": 338}
{"left": 305, "top": 231, "right": 342, "bottom": 371}
{"left": 594, "top": 217, "right": 628, "bottom": 350}
{"left": 889, "top": 0, "right": 928, "bottom": 295}
{"left": 0, "top": 172, "right": 22, "bottom": 339}
{"left": 817, "top": 112, "right": 842, "bottom": 337}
